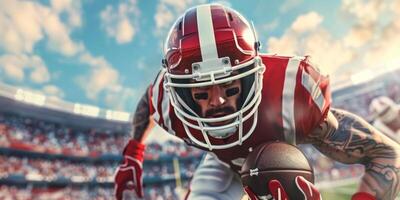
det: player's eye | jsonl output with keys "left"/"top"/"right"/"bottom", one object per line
{"left": 194, "top": 92, "right": 208, "bottom": 100}
{"left": 226, "top": 87, "right": 239, "bottom": 97}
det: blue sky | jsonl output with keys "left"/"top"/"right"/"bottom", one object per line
{"left": 0, "top": 0, "right": 399, "bottom": 112}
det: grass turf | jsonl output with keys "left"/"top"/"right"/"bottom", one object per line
{"left": 320, "top": 182, "right": 356, "bottom": 200}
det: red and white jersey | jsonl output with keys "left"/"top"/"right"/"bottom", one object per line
{"left": 149, "top": 54, "right": 331, "bottom": 172}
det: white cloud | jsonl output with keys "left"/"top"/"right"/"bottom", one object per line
{"left": 78, "top": 53, "right": 119, "bottom": 99}
{"left": 154, "top": 3, "right": 175, "bottom": 32}
{"left": 50, "top": 0, "right": 82, "bottom": 27}
{"left": 0, "top": 54, "right": 50, "bottom": 83}
{"left": 280, "top": 0, "right": 303, "bottom": 13}
{"left": 340, "top": 0, "right": 387, "bottom": 49}
{"left": 117, "top": 18, "right": 135, "bottom": 43}
{"left": 162, "top": 0, "right": 191, "bottom": 12}
{"left": 340, "top": 0, "right": 400, "bottom": 73}
{"left": 104, "top": 87, "right": 136, "bottom": 111}
{"left": 154, "top": 0, "right": 206, "bottom": 36}
{"left": 267, "top": 0, "right": 400, "bottom": 85}
{"left": 77, "top": 52, "right": 135, "bottom": 109}
{"left": 362, "top": 19, "right": 400, "bottom": 71}
{"left": 0, "top": 0, "right": 85, "bottom": 92}
{"left": 302, "top": 29, "right": 354, "bottom": 76}
{"left": 343, "top": 24, "right": 374, "bottom": 48}
{"left": 42, "top": 84, "right": 65, "bottom": 98}
{"left": 29, "top": 56, "right": 51, "bottom": 83}
{"left": 0, "top": 0, "right": 83, "bottom": 56}
{"left": 267, "top": 11, "right": 353, "bottom": 77}
{"left": 291, "top": 12, "right": 323, "bottom": 33}
{"left": 100, "top": 0, "right": 140, "bottom": 44}
{"left": 41, "top": 8, "right": 84, "bottom": 56}
{"left": 341, "top": 0, "right": 386, "bottom": 26}
{"left": 0, "top": 0, "right": 136, "bottom": 110}
{"left": 267, "top": 34, "right": 299, "bottom": 55}
{"left": 0, "top": 1, "right": 44, "bottom": 54}
{"left": 391, "top": 0, "right": 400, "bottom": 15}
{"left": 77, "top": 52, "right": 138, "bottom": 110}
{"left": 261, "top": 18, "right": 280, "bottom": 33}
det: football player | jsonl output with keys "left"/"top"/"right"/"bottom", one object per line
{"left": 369, "top": 96, "right": 400, "bottom": 143}
{"left": 114, "top": 4, "right": 400, "bottom": 200}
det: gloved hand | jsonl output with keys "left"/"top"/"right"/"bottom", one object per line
{"left": 244, "top": 176, "right": 322, "bottom": 200}
{"left": 114, "top": 139, "right": 146, "bottom": 200}
{"left": 351, "top": 192, "right": 376, "bottom": 200}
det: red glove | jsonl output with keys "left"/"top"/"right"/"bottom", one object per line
{"left": 114, "top": 139, "right": 146, "bottom": 200}
{"left": 351, "top": 192, "right": 376, "bottom": 200}
{"left": 244, "top": 176, "right": 321, "bottom": 200}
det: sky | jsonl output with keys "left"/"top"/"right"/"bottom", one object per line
{"left": 0, "top": 0, "right": 399, "bottom": 113}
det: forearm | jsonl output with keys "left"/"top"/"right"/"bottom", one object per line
{"left": 131, "top": 86, "right": 154, "bottom": 142}
{"left": 311, "top": 108, "right": 400, "bottom": 200}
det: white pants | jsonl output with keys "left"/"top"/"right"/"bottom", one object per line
{"left": 186, "top": 153, "right": 244, "bottom": 200}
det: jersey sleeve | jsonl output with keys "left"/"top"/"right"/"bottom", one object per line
{"left": 149, "top": 69, "right": 176, "bottom": 135}
{"left": 294, "top": 56, "right": 331, "bottom": 139}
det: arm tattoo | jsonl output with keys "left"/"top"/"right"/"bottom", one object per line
{"left": 309, "top": 108, "right": 400, "bottom": 200}
{"left": 131, "top": 86, "right": 151, "bottom": 141}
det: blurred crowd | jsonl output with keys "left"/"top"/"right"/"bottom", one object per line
{"left": 0, "top": 112, "right": 203, "bottom": 200}
{"left": 0, "top": 185, "right": 113, "bottom": 200}
{"left": 0, "top": 113, "right": 203, "bottom": 159}
{"left": 0, "top": 183, "right": 192, "bottom": 200}
{"left": 332, "top": 70, "right": 400, "bottom": 120}
{"left": 0, "top": 113, "right": 128, "bottom": 156}
{"left": 0, "top": 155, "right": 115, "bottom": 183}
{"left": 0, "top": 155, "right": 198, "bottom": 199}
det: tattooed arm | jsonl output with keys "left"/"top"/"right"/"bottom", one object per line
{"left": 131, "top": 86, "right": 155, "bottom": 142}
{"left": 306, "top": 108, "right": 400, "bottom": 200}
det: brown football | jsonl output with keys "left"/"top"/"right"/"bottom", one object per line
{"left": 240, "top": 141, "right": 314, "bottom": 199}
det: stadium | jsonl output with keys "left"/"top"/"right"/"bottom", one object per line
{"left": 1, "top": 69, "right": 399, "bottom": 199}
{"left": 1, "top": 1, "right": 400, "bottom": 199}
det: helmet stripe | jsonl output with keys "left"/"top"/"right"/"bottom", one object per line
{"left": 196, "top": 5, "right": 218, "bottom": 61}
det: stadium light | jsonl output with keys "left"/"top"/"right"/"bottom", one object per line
{"left": 106, "top": 110, "right": 131, "bottom": 122}
{"left": 73, "top": 103, "right": 100, "bottom": 117}
{"left": 14, "top": 89, "right": 46, "bottom": 106}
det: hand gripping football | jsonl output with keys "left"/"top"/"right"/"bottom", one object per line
{"left": 240, "top": 141, "right": 314, "bottom": 199}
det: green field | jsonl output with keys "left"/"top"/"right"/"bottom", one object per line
{"left": 320, "top": 181, "right": 400, "bottom": 200}
{"left": 320, "top": 182, "right": 357, "bottom": 200}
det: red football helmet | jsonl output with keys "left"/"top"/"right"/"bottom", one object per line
{"left": 162, "top": 4, "right": 265, "bottom": 150}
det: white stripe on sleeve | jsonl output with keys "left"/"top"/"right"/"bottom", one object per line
{"left": 151, "top": 70, "right": 165, "bottom": 122}
{"left": 301, "top": 70, "right": 325, "bottom": 112}
{"left": 282, "top": 56, "right": 303, "bottom": 145}
{"left": 161, "top": 88, "right": 176, "bottom": 135}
